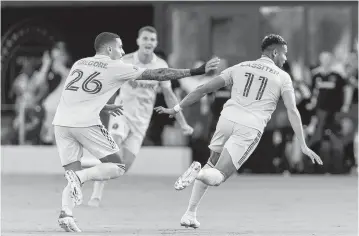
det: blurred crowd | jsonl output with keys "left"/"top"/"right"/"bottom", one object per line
{"left": 2, "top": 41, "right": 72, "bottom": 145}
{"left": 1, "top": 41, "right": 358, "bottom": 174}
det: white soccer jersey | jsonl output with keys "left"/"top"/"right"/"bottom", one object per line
{"left": 115, "top": 51, "right": 170, "bottom": 135}
{"left": 219, "top": 56, "right": 294, "bottom": 131}
{"left": 53, "top": 55, "right": 146, "bottom": 127}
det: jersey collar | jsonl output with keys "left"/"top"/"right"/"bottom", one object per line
{"left": 133, "top": 51, "right": 157, "bottom": 65}
{"left": 257, "top": 56, "right": 275, "bottom": 64}
{"left": 94, "top": 54, "right": 111, "bottom": 59}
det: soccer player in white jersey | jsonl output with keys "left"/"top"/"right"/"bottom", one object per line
{"left": 53, "top": 32, "right": 219, "bottom": 232}
{"left": 87, "top": 26, "right": 194, "bottom": 207}
{"left": 155, "top": 34, "right": 323, "bottom": 228}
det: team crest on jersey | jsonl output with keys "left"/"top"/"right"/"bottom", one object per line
{"left": 112, "top": 123, "right": 119, "bottom": 129}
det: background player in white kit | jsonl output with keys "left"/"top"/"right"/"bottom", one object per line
{"left": 155, "top": 34, "right": 323, "bottom": 228}
{"left": 88, "top": 26, "right": 194, "bottom": 207}
{"left": 53, "top": 32, "right": 220, "bottom": 232}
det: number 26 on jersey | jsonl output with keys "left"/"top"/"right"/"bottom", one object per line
{"left": 65, "top": 69, "right": 102, "bottom": 94}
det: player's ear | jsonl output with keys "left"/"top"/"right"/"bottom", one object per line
{"left": 273, "top": 49, "right": 278, "bottom": 57}
{"left": 136, "top": 37, "right": 140, "bottom": 47}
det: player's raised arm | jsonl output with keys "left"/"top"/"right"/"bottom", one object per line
{"left": 281, "top": 75, "right": 323, "bottom": 165}
{"left": 154, "top": 75, "right": 227, "bottom": 116}
{"left": 136, "top": 57, "right": 220, "bottom": 81}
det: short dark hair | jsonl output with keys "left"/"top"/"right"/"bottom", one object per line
{"left": 261, "top": 34, "right": 287, "bottom": 52}
{"left": 94, "top": 32, "right": 120, "bottom": 52}
{"left": 138, "top": 26, "right": 157, "bottom": 37}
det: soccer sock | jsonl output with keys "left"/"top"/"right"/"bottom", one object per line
{"left": 90, "top": 181, "right": 106, "bottom": 200}
{"left": 75, "top": 163, "right": 125, "bottom": 184}
{"left": 196, "top": 168, "right": 224, "bottom": 186}
{"left": 62, "top": 184, "right": 75, "bottom": 215}
{"left": 186, "top": 164, "right": 211, "bottom": 215}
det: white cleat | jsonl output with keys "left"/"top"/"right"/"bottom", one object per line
{"left": 58, "top": 211, "right": 82, "bottom": 232}
{"left": 88, "top": 197, "right": 101, "bottom": 207}
{"left": 64, "top": 170, "right": 83, "bottom": 205}
{"left": 180, "top": 213, "right": 200, "bottom": 229}
{"left": 175, "top": 162, "right": 201, "bottom": 191}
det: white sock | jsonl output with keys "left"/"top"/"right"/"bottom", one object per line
{"left": 186, "top": 180, "right": 208, "bottom": 216}
{"left": 75, "top": 163, "right": 124, "bottom": 184}
{"left": 186, "top": 164, "right": 211, "bottom": 215}
{"left": 62, "top": 184, "right": 75, "bottom": 215}
{"left": 91, "top": 181, "right": 106, "bottom": 200}
{"left": 197, "top": 168, "right": 224, "bottom": 186}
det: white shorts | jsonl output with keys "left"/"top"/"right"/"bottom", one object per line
{"left": 108, "top": 115, "right": 144, "bottom": 156}
{"left": 54, "top": 125, "right": 119, "bottom": 166}
{"left": 209, "top": 116, "right": 262, "bottom": 170}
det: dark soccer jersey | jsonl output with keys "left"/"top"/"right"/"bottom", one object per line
{"left": 312, "top": 68, "right": 346, "bottom": 112}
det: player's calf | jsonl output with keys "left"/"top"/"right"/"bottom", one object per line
{"left": 76, "top": 163, "right": 125, "bottom": 183}
{"left": 66, "top": 163, "right": 125, "bottom": 205}
{"left": 88, "top": 149, "right": 136, "bottom": 207}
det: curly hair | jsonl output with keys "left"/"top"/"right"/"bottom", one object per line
{"left": 261, "top": 34, "right": 287, "bottom": 52}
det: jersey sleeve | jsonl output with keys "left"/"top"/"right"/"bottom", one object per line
{"left": 281, "top": 72, "right": 295, "bottom": 96}
{"left": 219, "top": 67, "right": 233, "bottom": 86}
{"left": 112, "top": 61, "right": 146, "bottom": 81}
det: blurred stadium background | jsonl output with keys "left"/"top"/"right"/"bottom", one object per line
{"left": 1, "top": 1, "right": 358, "bottom": 235}
{"left": 1, "top": 1, "right": 358, "bottom": 175}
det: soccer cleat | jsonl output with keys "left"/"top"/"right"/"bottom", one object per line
{"left": 64, "top": 170, "right": 83, "bottom": 205}
{"left": 58, "top": 210, "right": 82, "bottom": 232}
{"left": 174, "top": 162, "right": 201, "bottom": 191}
{"left": 88, "top": 197, "right": 101, "bottom": 207}
{"left": 180, "top": 212, "right": 200, "bottom": 229}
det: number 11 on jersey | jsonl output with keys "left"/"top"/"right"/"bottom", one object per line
{"left": 243, "top": 72, "right": 268, "bottom": 100}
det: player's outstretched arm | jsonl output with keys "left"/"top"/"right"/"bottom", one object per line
{"left": 136, "top": 57, "right": 220, "bottom": 81}
{"left": 282, "top": 89, "right": 323, "bottom": 165}
{"left": 162, "top": 85, "right": 193, "bottom": 135}
{"left": 154, "top": 76, "right": 226, "bottom": 117}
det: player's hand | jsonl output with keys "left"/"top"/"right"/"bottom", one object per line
{"left": 305, "top": 125, "right": 315, "bottom": 136}
{"left": 340, "top": 104, "right": 350, "bottom": 113}
{"left": 154, "top": 106, "right": 177, "bottom": 117}
{"left": 42, "top": 51, "right": 52, "bottom": 67}
{"left": 181, "top": 124, "right": 194, "bottom": 136}
{"left": 102, "top": 104, "right": 124, "bottom": 117}
{"left": 205, "top": 57, "right": 221, "bottom": 73}
{"left": 301, "top": 146, "right": 323, "bottom": 165}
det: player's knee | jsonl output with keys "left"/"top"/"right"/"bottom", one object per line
{"left": 100, "top": 163, "right": 125, "bottom": 180}
{"left": 212, "top": 169, "right": 226, "bottom": 186}
{"left": 113, "top": 164, "right": 125, "bottom": 177}
{"left": 198, "top": 168, "right": 225, "bottom": 186}
{"left": 121, "top": 148, "right": 137, "bottom": 172}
